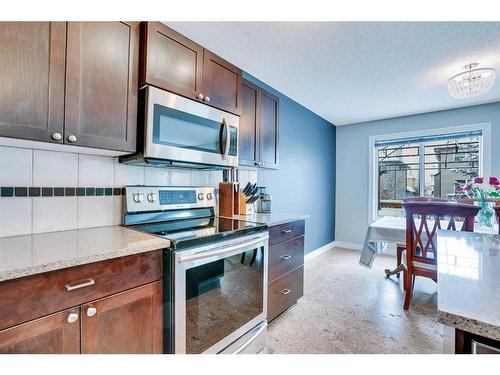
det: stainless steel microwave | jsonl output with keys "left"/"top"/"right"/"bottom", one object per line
{"left": 121, "top": 86, "right": 239, "bottom": 169}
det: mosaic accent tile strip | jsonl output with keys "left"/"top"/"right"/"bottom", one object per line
{"left": 0, "top": 187, "right": 124, "bottom": 198}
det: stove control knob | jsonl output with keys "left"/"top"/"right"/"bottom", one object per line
{"left": 198, "top": 192, "right": 204, "bottom": 201}
{"left": 147, "top": 193, "right": 157, "bottom": 203}
{"left": 206, "top": 193, "right": 213, "bottom": 200}
{"left": 133, "top": 193, "right": 144, "bottom": 203}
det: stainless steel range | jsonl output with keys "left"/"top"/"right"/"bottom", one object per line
{"left": 123, "top": 186, "right": 268, "bottom": 354}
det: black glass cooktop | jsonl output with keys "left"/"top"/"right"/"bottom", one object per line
{"left": 130, "top": 216, "right": 267, "bottom": 249}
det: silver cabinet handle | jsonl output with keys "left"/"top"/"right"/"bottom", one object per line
{"left": 67, "top": 134, "right": 77, "bottom": 143}
{"left": 280, "top": 288, "right": 291, "bottom": 295}
{"left": 204, "top": 96, "right": 210, "bottom": 102}
{"left": 52, "top": 132, "right": 62, "bottom": 141}
{"left": 282, "top": 229, "right": 292, "bottom": 234}
{"left": 65, "top": 278, "right": 95, "bottom": 291}
{"left": 67, "top": 312, "right": 79, "bottom": 323}
{"left": 280, "top": 255, "right": 292, "bottom": 260}
{"left": 197, "top": 93, "right": 204, "bottom": 100}
{"left": 87, "top": 306, "right": 97, "bottom": 317}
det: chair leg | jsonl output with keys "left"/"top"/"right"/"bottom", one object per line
{"left": 249, "top": 249, "right": 258, "bottom": 266}
{"left": 396, "top": 246, "right": 403, "bottom": 278}
{"left": 402, "top": 268, "right": 407, "bottom": 290}
{"left": 403, "top": 270, "right": 413, "bottom": 310}
{"left": 240, "top": 253, "right": 246, "bottom": 264}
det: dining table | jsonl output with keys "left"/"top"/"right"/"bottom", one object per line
{"left": 359, "top": 215, "right": 498, "bottom": 275}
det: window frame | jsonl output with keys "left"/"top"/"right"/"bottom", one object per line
{"left": 368, "top": 123, "right": 492, "bottom": 224}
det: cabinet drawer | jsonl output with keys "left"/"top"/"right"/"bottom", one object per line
{"left": 0, "top": 251, "right": 161, "bottom": 331}
{"left": 269, "top": 236, "right": 304, "bottom": 282}
{"left": 269, "top": 220, "right": 305, "bottom": 245}
{"left": 267, "top": 266, "right": 304, "bottom": 322}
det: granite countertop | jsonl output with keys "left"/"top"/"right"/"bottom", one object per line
{"left": 0, "top": 226, "right": 170, "bottom": 283}
{"left": 437, "top": 230, "right": 500, "bottom": 341}
{"left": 233, "top": 212, "right": 309, "bottom": 226}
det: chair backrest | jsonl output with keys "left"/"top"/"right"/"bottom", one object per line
{"left": 495, "top": 206, "right": 500, "bottom": 234}
{"left": 403, "top": 196, "right": 448, "bottom": 203}
{"left": 402, "top": 201, "right": 481, "bottom": 269}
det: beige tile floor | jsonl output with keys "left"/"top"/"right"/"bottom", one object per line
{"left": 263, "top": 247, "right": 443, "bottom": 354}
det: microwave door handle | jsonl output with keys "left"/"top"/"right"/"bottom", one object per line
{"left": 177, "top": 235, "right": 268, "bottom": 264}
{"left": 222, "top": 118, "right": 230, "bottom": 160}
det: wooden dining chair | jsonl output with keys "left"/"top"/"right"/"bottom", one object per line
{"left": 401, "top": 201, "right": 480, "bottom": 310}
{"left": 393, "top": 197, "right": 449, "bottom": 279}
{"left": 495, "top": 206, "right": 500, "bottom": 234}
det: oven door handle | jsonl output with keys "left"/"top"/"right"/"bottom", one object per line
{"left": 177, "top": 235, "right": 268, "bottom": 264}
{"left": 222, "top": 118, "right": 230, "bottom": 160}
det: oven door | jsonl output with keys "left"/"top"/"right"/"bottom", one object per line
{"left": 173, "top": 233, "right": 268, "bottom": 354}
{"left": 144, "top": 86, "right": 239, "bottom": 168}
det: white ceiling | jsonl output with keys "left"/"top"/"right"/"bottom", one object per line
{"left": 166, "top": 22, "right": 500, "bottom": 126}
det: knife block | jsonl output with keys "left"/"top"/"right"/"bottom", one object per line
{"left": 218, "top": 182, "right": 240, "bottom": 217}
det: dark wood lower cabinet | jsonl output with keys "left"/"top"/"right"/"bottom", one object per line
{"left": 0, "top": 252, "right": 163, "bottom": 354}
{"left": 82, "top": 281, "right": 162, "bottom": 354}
{"left": 0, "top": 308, "right": 80, "bottom": 354}
{"left": 455, "top": 328, "right": 500, "bottom": 354}
{"left": 267, "top": 220, "right": 305, "bottom": 322}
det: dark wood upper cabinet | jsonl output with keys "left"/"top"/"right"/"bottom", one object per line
{"left": 65, "top": 22, "right": 139, "bottom": 152}
{"left": 81, "top": 281, "right": 162, "bottom": 354}
{"left": 239, "top": 79, "right": 279, "bottom": 169}
{"left": 0, "top": 22, "right": 66, "bottom": 143}
{"left": 202, "top": 50, "right": 242, "bottom": 115}
{"left": 239, "top": 80, "right": 259, "bottom": 166}
{"left": 258, "top": 89, "right": 279, "bottom": 168}
{"left": 0, "top": 308, "right": 80, "bottom": 354}
{"left": 140, "top": 22, "right": 242, "bottom": 115}
{"left": 140, "top": 22, "right": 204, "bottom": 101}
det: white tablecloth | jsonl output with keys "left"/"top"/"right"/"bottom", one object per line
{"left": 359, "top": 216, "right": 498, "bottom": 268}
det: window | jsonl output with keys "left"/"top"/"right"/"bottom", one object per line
{"left": 370, "top": 126, "right": 489, "bottom": 220}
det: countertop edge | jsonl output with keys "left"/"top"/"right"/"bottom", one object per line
{"left": 0, "top": 228, "right": 170, "bottom": 283}
{"left": 438, "top": 310, "right": 500, "bottom": 341}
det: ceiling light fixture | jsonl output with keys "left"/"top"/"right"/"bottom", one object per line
{"left": 447, "top": 63, "right": 496, "bottom": 99}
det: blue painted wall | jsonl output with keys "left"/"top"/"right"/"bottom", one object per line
{"left": 243, "top": 73, "right": 336, "bottom": 254}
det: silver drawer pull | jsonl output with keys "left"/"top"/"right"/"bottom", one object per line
{"left": 65, "top": 278, "right": 95, "bottom": 291}
{"left": 280, "top": 288, "right": 291, "bottom": 295}
{"left": 282, "top": 229, "right": 292, "bottom": 234}
{"left": 280, "top": 255, "right": 292, "bottom": 260}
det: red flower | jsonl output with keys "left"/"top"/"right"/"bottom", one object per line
{"left": 464, "top": 184, "right": 472, "bottom": 191}
{"left": 474, "top": 177, "right": 484, "bottom": 184}
{"left": 455, "top": 186, "right": 463, "bottom": 193}
{"left": 489, "top": 176, "right": 499, "bottom": 186}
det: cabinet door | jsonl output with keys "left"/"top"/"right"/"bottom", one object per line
{"left": 258, "top": 89, "right": 279, "bottom": 169}
{"left": 0, "top": 308, "right": 80, "bottom": 354}
{"left": 81, "top": 281, "right": 162, "bottom": 354}
{"left": 239, "top": 79, "right": 259, "bottom": 167}
{"left": 65, "top": 22, "right": 139, "bottom": 152}
{"left": 141, "top": 22, "right": 204, "bottom": 101}
{"left": 202, "top": 50, "right": 242, "bottom": 115}
{"left": 0, "top": 22, "right": 66, "bottom": 143}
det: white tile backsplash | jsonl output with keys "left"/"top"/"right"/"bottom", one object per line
{"left": 78, "top": 155, "right": 114, "bottom": 187}
{"left": 190, "top": 170, "right": 210, "bottom": 186}
{"left": 33, "top": 150, "right": 78, "bottom": 186}
{"left": 0, "top": 146, "right": 32, "bottom": 186}
{"left": 114, "top": 158, "right": 144, "bottom": 186}
{"left": 170, "top": 169, "right": 191, "bottom": 186}
{"left": 0, "top": 198, "right": 32, "bottom": 237}
{"left": 145, "top": 167, "right": 170, "bottom": 186}
{"left": 77, "top": 196, "right": 114, "bottom": 229}
{"left": 0, "top": 145, "right": 258, "bottom": 237}
{"left": 33, "top": 197, "right": 78, "bottom": 234}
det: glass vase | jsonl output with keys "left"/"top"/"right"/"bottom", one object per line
{"left": 476, "top": 200, "right": 495, "bottom": 228}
